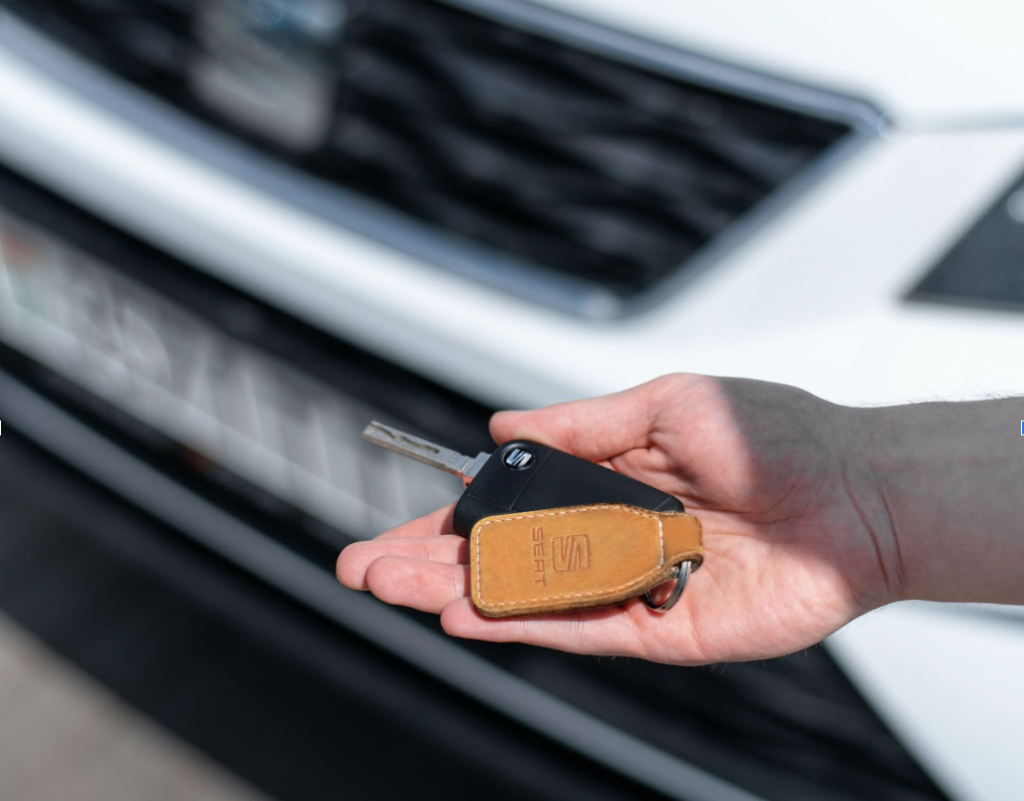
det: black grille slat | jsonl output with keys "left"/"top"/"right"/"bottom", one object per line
{"left": 4, "top": 0, "right": 851, "bottom": 305}
{"left": 14, "top": 1, "right": 195, "bottom": 86}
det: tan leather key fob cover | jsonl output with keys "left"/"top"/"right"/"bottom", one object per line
{"left": 469, "top": 503, "right": 702, "bottom": 618}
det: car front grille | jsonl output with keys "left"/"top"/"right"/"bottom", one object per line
{"left": 3, "top": 0, "right": 854, "bottom": 311}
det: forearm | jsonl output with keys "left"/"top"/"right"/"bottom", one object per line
{"left": 844, "top": 398, "right": 1024, "bottom": 605}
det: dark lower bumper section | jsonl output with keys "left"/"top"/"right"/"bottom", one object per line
{"left": 0, "top": 429, "right": 660, "bottom": 801}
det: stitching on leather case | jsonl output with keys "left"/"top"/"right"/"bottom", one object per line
{"left": 473, "top": 504, "right": 688, "bottom": 609}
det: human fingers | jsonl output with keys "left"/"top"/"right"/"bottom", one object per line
{"left": 489, "top": 374, "right": 700, "bottom": 461}
{"left": 439, "top": 598, "right": 680, "bottom": 660}
{"left": 364, "top": 556, "right": 470, "bottom": 614}
{"left": 490, "top": 386, "right": 650, "bottom": 462}
{"left": 336, "top": 534, "right": 467, "bottom": 590}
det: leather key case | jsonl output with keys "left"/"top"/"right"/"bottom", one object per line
{"left": 469, "top": 503, "right": 703, "bottom": 618}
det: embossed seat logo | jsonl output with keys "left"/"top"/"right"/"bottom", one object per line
{"left": 502, "top": 447, "right": 535, "bottom": 469}
{"left": 190, "top": 0, "right": 351, "bottom": 151}
{"left": 552, "top": 535, "right": 590, "bottom": 572}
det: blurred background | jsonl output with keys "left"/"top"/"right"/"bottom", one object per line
{"left": 1, "top": 1, "right": 1023, "bottom": 800}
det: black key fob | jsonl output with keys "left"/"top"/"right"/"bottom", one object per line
{"left": 452, "top": 440, "right": 683, "bottom": 537}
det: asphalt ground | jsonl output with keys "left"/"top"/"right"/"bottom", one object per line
{"left": 0, "top": 612, "right": 269, "bottom": 801}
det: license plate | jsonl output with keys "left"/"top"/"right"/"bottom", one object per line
{"left": 0, "top": 211, "right": 461, "bottom": 539}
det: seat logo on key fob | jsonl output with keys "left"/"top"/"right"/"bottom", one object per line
{"left": 502, "top": 447, "right": 535, "bottom": 470}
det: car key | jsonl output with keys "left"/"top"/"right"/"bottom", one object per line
{"left": 362, "top": 421, "right": 684, "bottom": 537}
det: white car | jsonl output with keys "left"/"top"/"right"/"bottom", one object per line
{"left": 1, "top": 2, "right": 1022, "bottom": 799}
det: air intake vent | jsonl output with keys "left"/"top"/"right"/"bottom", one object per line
{"left": 4, "top": 0, "right": 860, "bottom": 313}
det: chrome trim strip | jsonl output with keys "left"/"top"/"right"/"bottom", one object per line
{"left": 446, "top": 0, "right": 883, "bottom": 128}
{"left": 0, "top": 8, "right": 881, "bottom": 319}
{"left": 0, "top": 367, "right": 765, "bottom": 801}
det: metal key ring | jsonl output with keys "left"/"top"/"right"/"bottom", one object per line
{"left": 642, "top": 560, "right": 694, "bottom": 613}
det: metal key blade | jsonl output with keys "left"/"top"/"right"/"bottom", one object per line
{"left": 362, "top": 421, "right": 489, "bottom": 480}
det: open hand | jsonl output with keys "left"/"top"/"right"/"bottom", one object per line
{"left": 336, "top": 374, "right": 900, "bottom": 665}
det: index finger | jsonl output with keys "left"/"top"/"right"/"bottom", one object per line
{"left": 489, "top": 375, "right": 694, "bottom": 462}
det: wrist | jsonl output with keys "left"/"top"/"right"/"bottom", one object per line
{"left": 845, "top": 398, "right": 1024, "bottom": 605}
{"left": 832, "top": 403, "right": 907, "bottom": 606}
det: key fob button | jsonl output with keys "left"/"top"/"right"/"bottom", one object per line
{"left": 501, "top": 445, "right": 536, "bottom": 470}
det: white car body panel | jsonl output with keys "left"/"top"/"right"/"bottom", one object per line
{"left": 830, "top": 604, "right": 1024, "bottom": 801}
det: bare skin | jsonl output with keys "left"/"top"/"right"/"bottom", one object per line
{"left": 336, "top": 373, "right": 1024, "bottom": 665}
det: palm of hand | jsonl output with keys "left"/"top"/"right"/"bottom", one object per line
{"left": 337, "top": 374, "right": 894, "bottom": 665}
